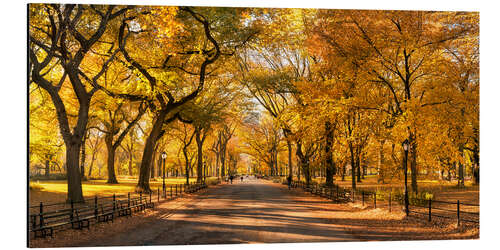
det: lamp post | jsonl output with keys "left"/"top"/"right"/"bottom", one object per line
{"left": 161, "top": 152, "right": 167, "bottom": 192}
{"left": 402, "top": 139, "right": 410, "bottom": 216}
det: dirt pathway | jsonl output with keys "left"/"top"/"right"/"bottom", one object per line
{"left": 30, "top": 178, "right": 478, "bottom": 247}
{"left": 77, "top": 178, "right": 356, "bottom": 246}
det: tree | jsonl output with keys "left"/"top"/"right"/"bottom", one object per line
{"left": 114, "top": 6, "right": 256, "bottom": 192}
{"left": 242, "top": 114, "right": 284, "bottom": 176}
{"left": 174, "top": 122, "right": 196, "bottom": 185}
{"left": 182, "top": 78, "right": 238, "bottom": 182}
{"left": 86, "top": 129, "right": 102, "bottom": 178}
{"left": 29, "top": 4, "right": 130, "bottom": 202}
{"left": 308, "top": 10, "right": 478, "bottom": 192}
{"left": 93, "top": 101, "right": 145, "bottom": 183}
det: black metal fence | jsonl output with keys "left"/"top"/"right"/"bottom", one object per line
{"left": 29, "top": 181, "right": 213, "bottom": 239}
{"left": 408, "top": 198, "right": 479, "bottom": 225}
{"left": 288, "top": 181, "right": 479, "bottom": 225}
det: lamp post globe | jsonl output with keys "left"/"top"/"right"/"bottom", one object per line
{"left": 402, "top": 139, "right": 410, "bottom": 216}
{"left": 161, "top": 152, "right": 167, "bottom": 191}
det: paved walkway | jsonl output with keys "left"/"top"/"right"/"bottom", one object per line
{"left": 83, "top": 178, "right": 357, "bottom": 246}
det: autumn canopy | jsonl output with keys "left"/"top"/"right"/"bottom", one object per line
{"left": 29, "top": 5, "right": 478, "bottom": 203}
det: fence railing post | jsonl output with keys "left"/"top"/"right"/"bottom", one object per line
{"left": 170, "top": 185, "right": 173, "bottom": 198}
{"left": 149, "top": 191, "right": 152, "bottom": 204}
{"left": 140, "top": 192, "right": 143, "bottom": 206}
{"left": 113, "top": 194, "right": 116, "bottom": 214}
{"left": 94, "top": 195, "right": 98, "bottom": 218}
{"left": 362, "top": 191, "right": 365, "bottom": 206}
{"left": 457, "top": 200, "right": 460, "bottom": 226}
{"left": 70, "top": 200, "right": 74, "bottom": 222}
{"left": 39, "top": 202, "right": 44, "bottom": 227}
{"left": 176, "top": 184, "right": 178, "bottom": 196}
{"left": 428, "top": 198, "right": 432, "bottom": 222}
{"left": 158, "top": 187, "right": 160, "bottom": 202}
{"left": 373, "top": 193, "right": 376, "bottom": 209}
{"left": 389, "top": 192, "right": 392, "bottom": 212}
{"left": 128, "top": 192, "right": 131, "bottom": 208}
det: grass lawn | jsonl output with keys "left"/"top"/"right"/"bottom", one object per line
{"left": 29, "top": 176, "right": 217, "bottom": 206}
{"left": 308, "top": 175, "right": 479, "bottom": 205}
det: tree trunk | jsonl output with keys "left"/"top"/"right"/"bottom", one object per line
{"left": 325, "top": 121, "right": 335, "bottom": 187}
{"left": 151, "top": 145, "right": 158, "bottom": 179}
{"left": 184, "top": 148, "right": 190, "bottom": 185}
{"left": 66, "top": 142, "right": 85, "bottom": 203}
{"left": 136, "top": 111, "right": 167, "bottom": 193}
{"left": 297, "top": 161, "right": 301, "bottom": 181}
{"left": 80, "top": 134, "right": 87, "bottom": 181}
{"left": 472, "top": 145, "right": 479, "bottom": 184}
{"left": 303, "top": 160, "right": 311, "bottom": 186}
{"left": 356, "top": 150, "right": 362, "bottom": 183}
{"left": 88, "top": 135, "right": 100, "bottom": 178}
{"left": 407, "top": 131, "right": 417, "bottom": 192}
{"left": 287, "top": 140, "right": 293, "bottom": 180}
{"left": 473, "top": 164, "right": 479, "bottom": 184}
{"left": 341, "top": 163, "right": 346, "bottom": 181}
{"left": 88, "top": 146, "right": 98, "bottom": 177}
{"left": 274, "top": 146, "right": 278, "bottom": 176}
{"left": 128, "top": 153, "right": 133, "bottom": 176}
{"left": 296, "top": 141, "right": 311, "bottom": 186}
{"left": 377, "top": 139, "right": 385, "bottom": 183}
{"left": 349, "top": 142, "right": 356, "bottom": 190}
{"left": 458, "top": 147, "right": 465, "bottom": 187}
{"left": 105, "top": 137, "right": 118, "bottom": 184}
{"left": 220, "top": 144, "right": 226, "bottom": 177}
{"left": 190, "top": 161, "right": 194, "bottom": 179}
{"left": 45, "top": 159, "right": 50, "bottom": 178}
{"left": 458, "top": 161, "right": 464, "bottom": 187}
{"left": 195, "top": 128, "right": 204, "bottom": 183}
{"left": 216, "top": 150, "right": 220, "bottom": 177}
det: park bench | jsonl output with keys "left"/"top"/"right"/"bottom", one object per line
{"left": 318, "top": 187, "right": 325, "bottom": 197}
{"left": 313, "top": 185, "right": 321, "bottom": 195}
{"left": 117, "top": 201, "right": 132, "bottom": 217}
{"left": 129, "top": 197, "right": 146, "bottom": 213}
{"left": 145, "top": 198, "right": 155, "bottom": 209}
{"left": 97, "top": 203, "right": 114, "bottom": 223}
{"left": 71, "top": 209, "right": 91, "bottom": 230}
{"left": 31, "top": 205, "right": 95, "bottom": 238}
{"left": 194, "top": 183, "right": 203, "bottom": 192}
{"left": 30, "top": 193, "right": 161, "bottom": 239}
{"left": 186, "top": 185, "right": 194, "bottom": 193}
{"left": 31, "top": 208, "right": 73, "bottom": 238}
